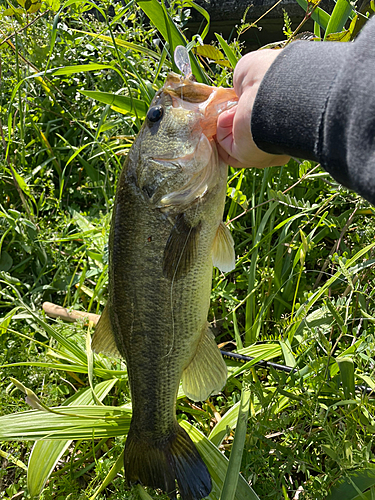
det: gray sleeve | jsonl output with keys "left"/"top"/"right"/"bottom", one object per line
{"left": 251, "top": 18, "right": 375, "bottom": 205}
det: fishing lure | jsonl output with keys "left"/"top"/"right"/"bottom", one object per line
{"left": 174, "top": 45, "right": 192, "bottom": 79}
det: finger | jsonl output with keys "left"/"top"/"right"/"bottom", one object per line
{"left": 216, "top": 106, "right": 236, "bottom": 141}
{"left": 216, "top": 143, "right": 231, "bottom": 164}
{"left": 217, "top": 143, "right": 246, "bottom": 169}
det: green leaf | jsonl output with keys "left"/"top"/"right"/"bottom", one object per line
{"left": 336, "top": 357, "right": 355, "bottom": 399}
{"left": 3, "top": 7, "right": 21, "bottom": 15}
{"left": 136, "top": 0, "right": 208, "bottom": 83}
{"left": 0, "top": 308, "right": 18, "bottom": 335}
{"left": 324, "top": 0, "right": 354, "bottom": 39}
{"left": 27, "top": 380, "right": 117, "bottom": 497}
{"left": 325, "top": 29, "right": 352, "bottom": 41}
{"left": 289, "top": 242, "right": 375, "bottom": 336}
{"left": 208, "top": 402, "right": 240, "bottom": 447}
{"left": 24, "top": 306, "right": 88, "bottom": 364}
{"left": 90, "top": 449, "right": 125, "bottom": 500}
{"left": 325, "top": 299, "right": 345, "bottom": 329}
{"left": 0, "top": 251, "right": 13, "bottom": 272}
{"left": 181, "top": 421, "right": 260, "bottom": 500}
{"left": 73, "top": 30, "right": 162, "bottom": 61}
{"left": 86, "top": 330, "right": 104, "bottom": 406}
{"left": 0, "top": 405, "right": 132, "bottom": 441}
{"left": 10, "top": 378, "right": 45, "bottom": 410}
{"left": 327, "top": 468, "right": 375, "bottom": 500}
{"left": 9, "top": 166, "right": 31, "bottom": 197}
{"left": 26, "top": 0, "right": 41, "bottom": 13}
{"left": 28, "top": 441, "right": 71, "bottom": 497}
{"left": 195, "top": 45, "right": 231, "bottom": 67}
{"left": 79, "top": 90, "right": 148, "bottom": 118}
{"left": 186, "top": 1, "right": 210, "bottom": 40}
{"left": 279, "top": 339, "right": 296, "bottom": 368}
{"left": 357, "top": 374, "right": 375, "bottom": 391}
{"left": 214, "top": 33, "right": 239, "bottom": 69}
{"left": 220, "top": 377, "right": 251, "bottom": 500}
{"left": 44, "top": 0, "right": 60, "bottom": 10}
{"left": 295, "top": 0, "right": 330, "bottom": 30}
{"left": 232, "top": 309, "right": 243, "bottom": 350}
{"left": 321, "top": 444, "right": 339, "bottom": 461}
{"left": 1, "top": 361, "right": 123, "bottom": 378}
{"left": 227, "top": 346, "right": 281, "bottom": 380}
{"left": 135, "top": 484, "right": 154, "bottom": 500}
{"left": 52, "top": 64, "right": 122, "bottom": 77}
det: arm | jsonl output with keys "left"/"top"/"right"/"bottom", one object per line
{"left": 217, "top": 17, "right": 375, "bottom": 205}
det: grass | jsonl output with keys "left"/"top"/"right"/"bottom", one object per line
{"left": 1, "top": 0, "right": 375, "bottom": 499}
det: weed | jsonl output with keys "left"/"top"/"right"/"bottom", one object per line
{"left": 1, "top": 1, "right": 375, "bottom": 499}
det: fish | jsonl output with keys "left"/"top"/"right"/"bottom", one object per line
{"left": 92, "top": 72, "right": 237, "bottom": 500}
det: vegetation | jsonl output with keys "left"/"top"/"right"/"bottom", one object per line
{"left": 1, "top": 0, "right": 375, "bottom": 499}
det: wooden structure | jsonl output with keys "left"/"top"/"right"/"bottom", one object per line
{"left": 187, "top": 0, "right": 333, "bottom": 50}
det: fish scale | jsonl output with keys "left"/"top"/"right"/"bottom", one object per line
{"left": 93, "top": 73, "right": 237, "bottom": 500}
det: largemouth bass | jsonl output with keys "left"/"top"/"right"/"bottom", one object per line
{"left": 93, "top": 73, "right": 237, "bottom": 500}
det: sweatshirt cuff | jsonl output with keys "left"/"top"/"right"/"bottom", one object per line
{"left": 251, "top": 40, "right": 351, "bottom": 161}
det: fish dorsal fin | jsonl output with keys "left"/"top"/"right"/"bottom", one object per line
{"left": 212, "top": 221, "right": 235, "bottom": 273}
{"left": 182, "top": 324, "right": 227, "bottom": 402}
{"left": 92, "top": 304, "right": 121, "bottom": 358}
{"left": 163, "top": 213, "right": 201, "bottom": 281}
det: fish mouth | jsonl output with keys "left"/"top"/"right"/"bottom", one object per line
{"left": 147, "top": 74, "right": 238, "bottom": 209}
{"left": 163, "top": 72, "right": 238, "bottom": 139}
{"left": 163, "top": 72, "right": 214, "bottom": 103}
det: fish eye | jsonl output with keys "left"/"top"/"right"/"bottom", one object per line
{"left": 147, "top": 105, "right": 164, "bottom": 123}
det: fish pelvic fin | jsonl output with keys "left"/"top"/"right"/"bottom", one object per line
{"left": 91, "top": 304, "right": 121, "bottom": 358}
{"left": 124, "top": 423, "right": 211, "bottom": 500}
{"left": 182, "top": 323, "right": 227, "bottom": 402}
{"left": 212, "top": 221, "right": 235, "bottom": 273}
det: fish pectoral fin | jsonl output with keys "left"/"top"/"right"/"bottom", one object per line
{"left": 212, "top": 221, "right": 235, "bottom": 273}
{"left": 163, "top": 213, "right": 201, "bottom": 280}
{"left": 92, "top": 304, "right": 121, "bottom": 358}
{"left": 182, "top": 324, "right": 227, "bottom": 402}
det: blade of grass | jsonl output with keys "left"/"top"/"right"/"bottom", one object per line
{"left": 327, "top": 468, "right": 375, "bottom": 500}
{"left": 181, "top": 420, "right": 260, "bottom": 500}
{"left": 245, "top": 201, "right": 278, "bottom": 345}
{"left": 52, "top": 63, "right": 125, "bottom": 80}
{"left": 186, "top": 0, "right": 210, "bottom": 41}
{"left": 0, "top": 361, "right": 125, "bottom": 378}
{"left": 79, "top": 91, "right": 148, "bottom": 118}
{"left": 215, "top": 33, "right": 239, "bottom": 69}
{"left": 324, "top": 0, "right": 354, "bottom": 39}
{"left": 27, "top": 379, "right": 117, "bottom": 497}
{"left": 74, "top": 30, "right": 162, "bottom": 61}
{"left": 208, "top": 401, "right": 240, "bottom": 447}
{"left": 90, "top": 449, "right": 125, "bottom": 500}
{"left": 0, "top": 406, "right": 132, "bottom": 441}
{"left": 288, "top": 241, "right": 375, "bottom": 342}
{"left": 136, "top": 0, "right": 208, "bottom": 83}
{"left": 219, "top": 376, "right": 251, "bottom": 500}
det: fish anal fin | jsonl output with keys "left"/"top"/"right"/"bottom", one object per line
{"left": 182, "top": 324, "right": 227, "bottom": 402}
{"left": 92, "top": 304, "right": 121, "bottom": 358}
{"left": 163, "top": 213, "right": 201, "bottom": 281}
{"left": 125, "top": 422, "right": 211, "bottom": 500}
{"left": 212, "top": 221, "right": 235, "bottom": 273}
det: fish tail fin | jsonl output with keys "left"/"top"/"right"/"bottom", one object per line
{"left": 124, "top": 422, "right": 211, "bottom": 500}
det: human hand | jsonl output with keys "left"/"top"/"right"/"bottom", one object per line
{"left": 217, "top": 49, "right": 291, "bottom": 169}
